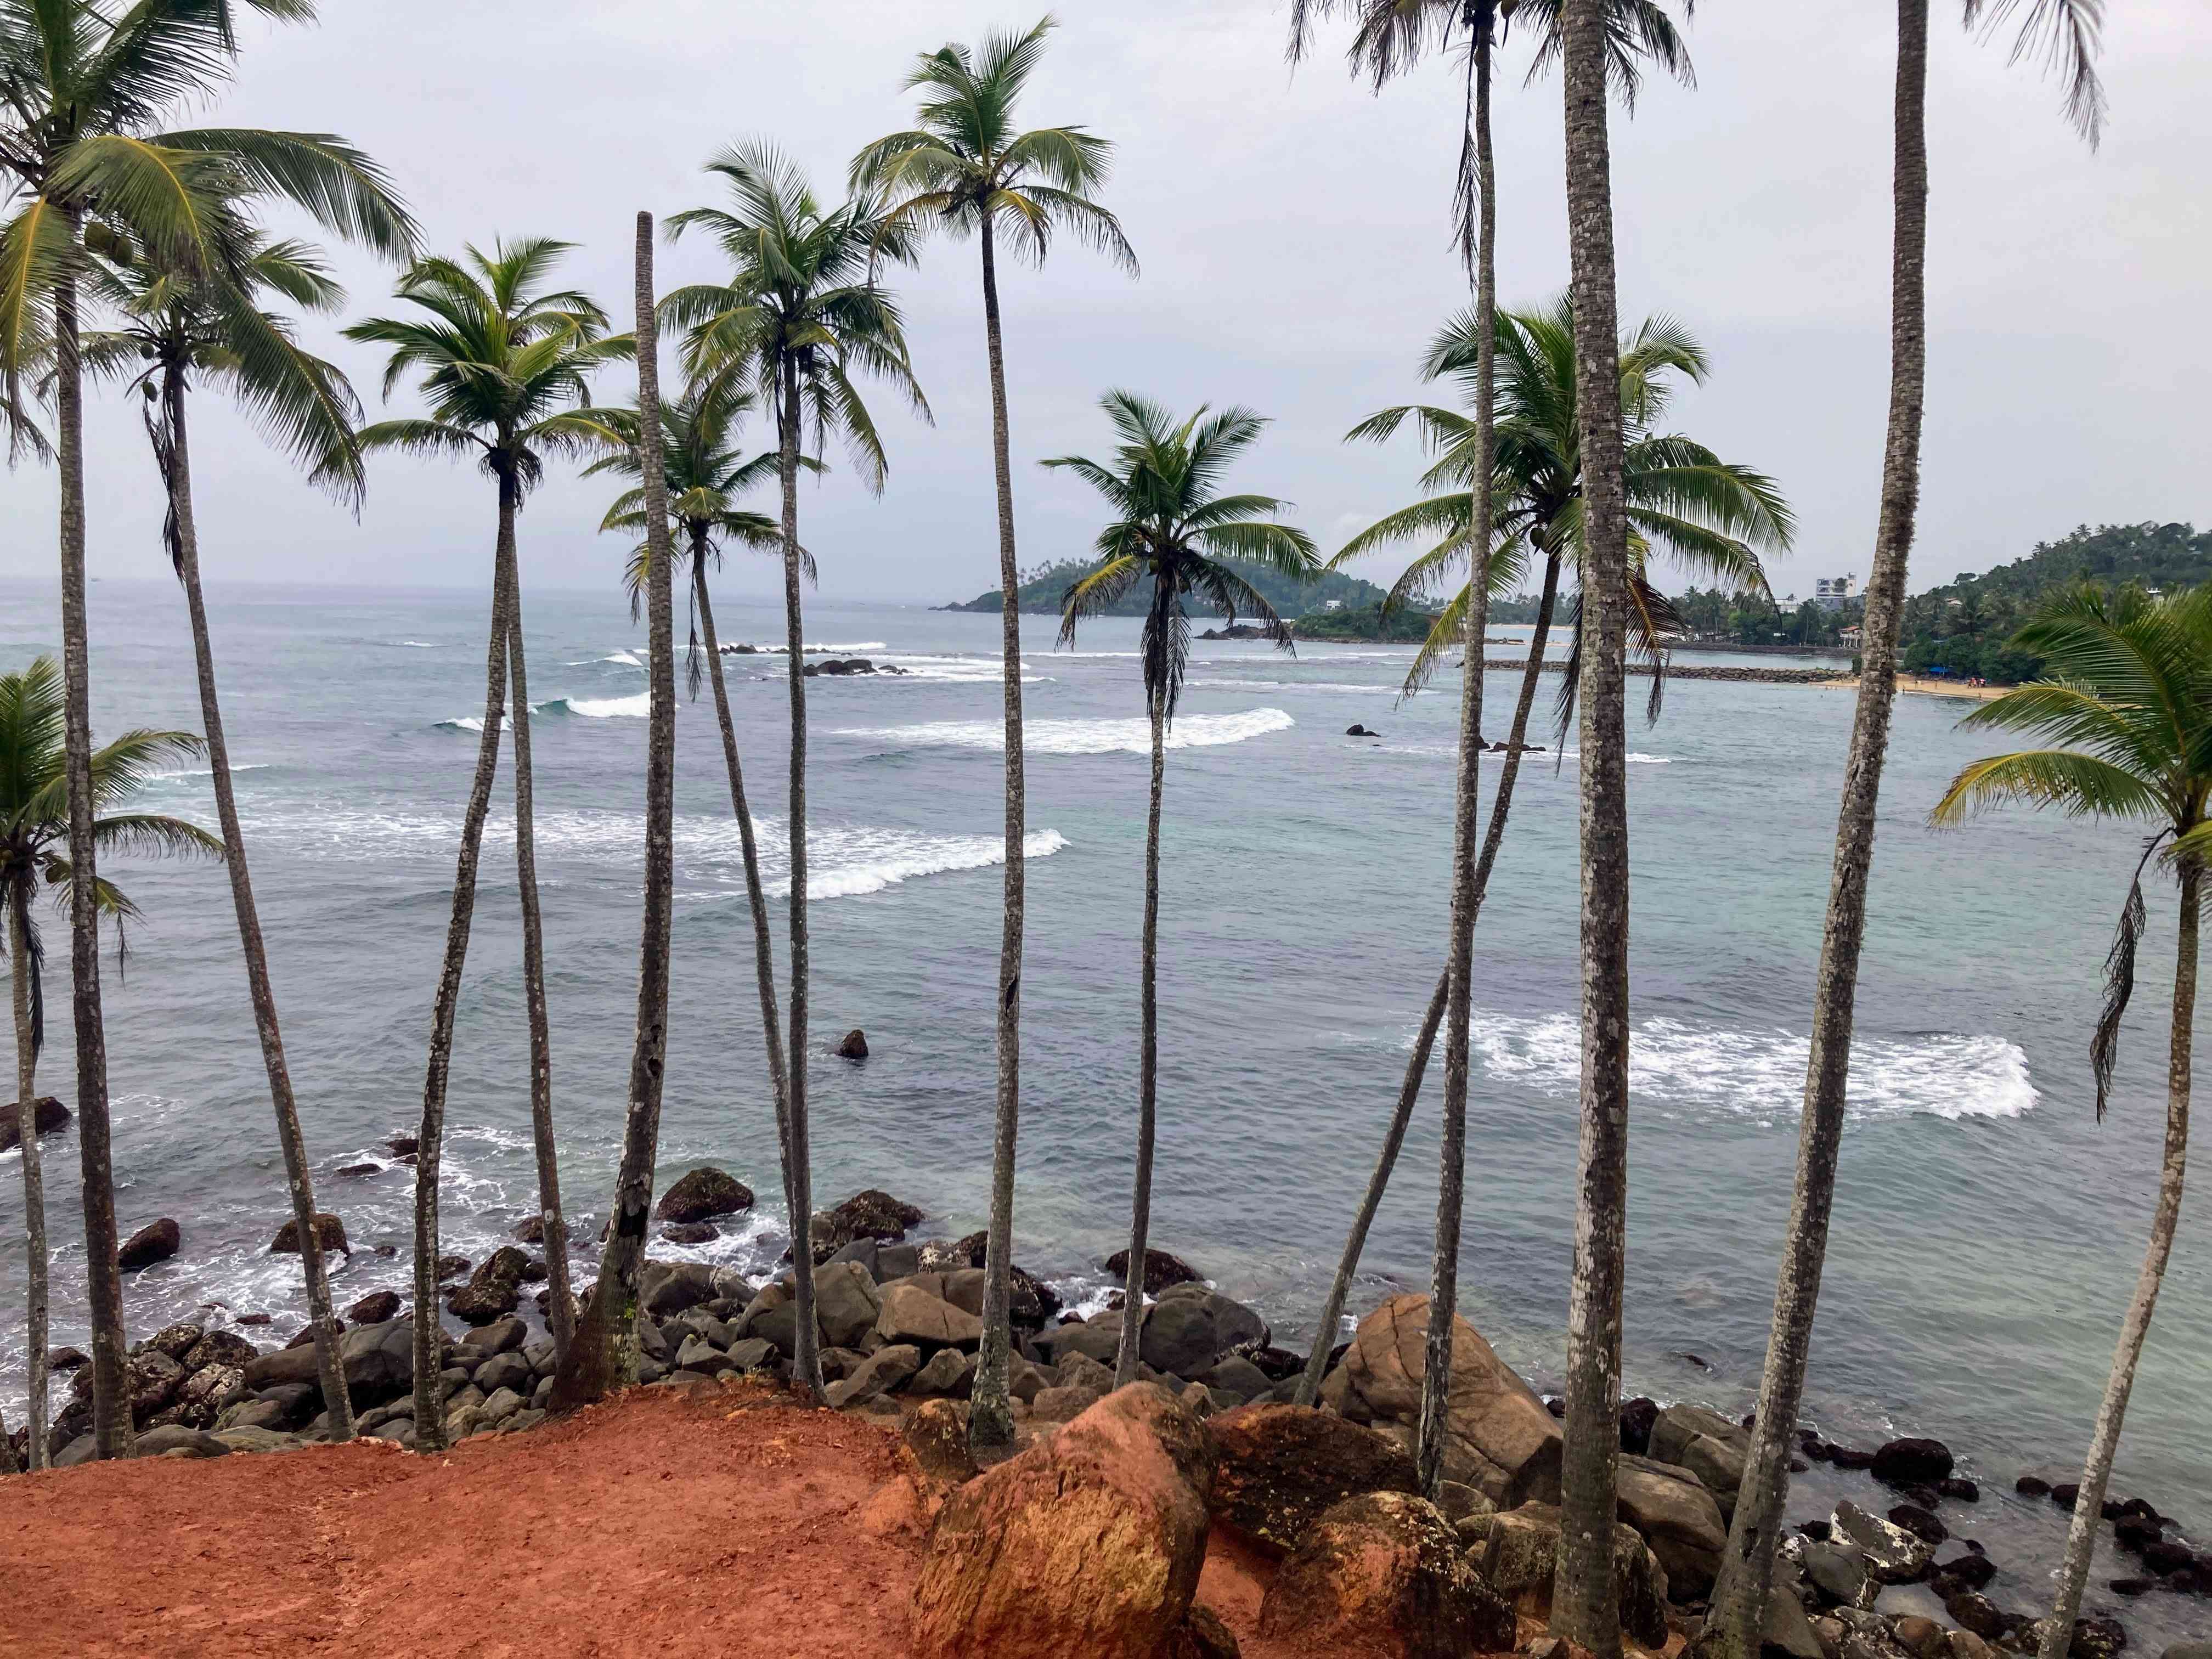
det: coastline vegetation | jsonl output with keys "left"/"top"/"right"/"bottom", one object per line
{"left": 1, "top": 4, "right": 2183, "bottom": 1659}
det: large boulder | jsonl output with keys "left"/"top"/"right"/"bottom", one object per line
{"left": 1651, "top": 1403, "right": 1747, "bottom": 1468}
{"left": 241, "top": 1316, "right": 415, "bottom": 1407}
{"left": 1871, "top": 1437, "right": 1955, "bottom": 1488}
{"left": 117, "top": 1218, "right": 181, "bottom": 1271}
{"left": 911, "top": 1384, "right": 1213, "bottom": 1659}
{"left": 269, "top": 1213, "right": 349, "bottom": 1256}
{"left": 346, "top": 1290, "right": 401, "bottom": 1325}
{"left": 180, "top": 1330, "right": 258, "bottom": 1373}
{"left": 447, "top": 1246, "right": 529, "bottom": 1324}
{"left": 1319, "top": 1294, "right": 1561, "bottom": 1506}
{"left": 1139, "top": 1288, "right": 1268, "bottom": 1378}
{"left": 877, "top": 1281, "right": 983, "bottom": 1351}
{"left": 0, "top": 1096, "right": 69, "bottom": 1152}
{"left": 131, "top": 1424, "right": 230, "bottom": 1458}
{"left": 639, "top": 1260, "right": 719, "bottom": 1319}
{"left": 653, "top": 1166, "right": 753, "bottom": 1223}
{"left": 810, "top": 1189, "right": 924, "bottom": 1263}
{"left": 1832, "top": 1500, "right": 1935, "bottom": 1585}
{"left": 1208, "top": 1403, "right": 1419, "bottom": 1558}
{"left": 1460, "top": 1500, "right": 1669, "bottom": 1651}
{"left": 936, "top": 1263, "right": 1064, "bottom": 1328}
{"left": 1258, "top": 1490, "right": 1516, "bottom": 1659}
{"left": 1104, "top": 1246, "right": 1202, "bottom": 1295}
{"left": 813, "top": 1260, "right": 883, "bottom": 1349}
{"left": 1615, "top": 1453, "right": 1729, "bottom": 1599}
{"left": 826, "top": 1344, "right": 919, "bottom": 1410}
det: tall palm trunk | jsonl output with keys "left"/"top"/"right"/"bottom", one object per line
{"left": 2036, "top": 867, "right": 2195, "bottom": 1656}
{"left": 691, "top": 548, "right": 791, "bottom": 1161}
{"left": 1298, "top": 551, "right": 1560, "bottom": 1409}
{"left": 161, "top": 371, "right": 354, "bottom": 1441}
{"left": 1113, "top": 673, "right": 1171, "bottom": 1389}
{"left": 1702, "top": 7, "right": 1929, "bottom": 1649}
{"left": 553, "top": 213, "right": 680, "bottom": 1410}
{"left": 972, "top": 214, "right": 1026, "bottom": 1452}
{"left": 9, "top": 887, "right": 48, "bottom": 1469}
{"left": 778, "top": 355, "right": 824, "bottom": 1402}
{"left": 503, "top": 577, "right": 573, "bottom": 1361}
{"left": 410, "top": 457, "right": 518, "bottom": 1447}
{"left": 53, "top": 221, "right": 131, "bottom": 1460}
{"left": 1551, "top": 0, "right": 1634, "bottom": 1647}
{"left": 1417, "top": 16, "right": 1498, "bottom": 1499}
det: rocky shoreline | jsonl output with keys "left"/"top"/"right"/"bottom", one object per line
{"left": 12, "top": 1173, "right": 2205, "bottom": 1659}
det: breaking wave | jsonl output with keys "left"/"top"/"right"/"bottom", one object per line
{"left": 838, "top": 707, "right": 1296, "bottom": 755}
{"left": 539, "top": 693, "right": 651, "bottom": 719}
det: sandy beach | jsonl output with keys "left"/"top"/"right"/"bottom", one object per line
{"left": 1819, "top": 673, "right": 2012, "bottom": 702}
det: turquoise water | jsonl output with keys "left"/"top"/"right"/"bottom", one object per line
{"left": 0, "top": 577, "right": 2203, "bottom": 1641}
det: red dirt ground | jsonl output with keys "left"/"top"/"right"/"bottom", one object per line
{"left": 0, "top": 1383, "right": 1336, "bottom": 1659}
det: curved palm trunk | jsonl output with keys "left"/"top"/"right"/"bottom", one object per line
{"left": 691, "top": 550, "right": 791, "bottom": 1158}
{"left": 777, "top": 358, "right": 824, "bottom": 1402}
{"left": 1702, "top": 7, "right": 1930, "bottom": 1650}
{"left": 1297, "top": 552, "right": 1560, "bottom": 1409}
{"left": 162, "top": 374, "right": 354, "bottom": 1441}
{"left": 410, "top": 462, "right": 518, "bottom": 1448}
{"left": 9, "top": 887, "right": 48, "bottom": 1468}
{"left": 53, "top": 224, "right": 131, "bottom": 1460}
{"left": 1551, "top": 2, "right": 1634, "bottom": 1649}
{"left": 2036, "top": 867, "right": 2194, "bottom": 1656}
{"left": 553, "top": 215, "right": 679, "bottom": 1410}
{"left": 504, "top": 580, "right": 573, "bottom": 1362}
{"left": 1113, "top": 684, "right": 1170, "bottom": 1390}
{"left": 1417, "top": 17, "right": 1498, "bottom": 1499}
{"left": 972, "top": 215, "right": 1026, "bottom": 1453}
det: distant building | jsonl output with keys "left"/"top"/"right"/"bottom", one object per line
{"left": 1321, "top": 599, "right": 1344, "bottom": 612}
{"left": 1810, "top": 573, "right": 1859, "bottom": 611}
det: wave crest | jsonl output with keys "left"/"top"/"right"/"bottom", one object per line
{"left": 839, "top": 708, "right": 1295, "bottom": 756}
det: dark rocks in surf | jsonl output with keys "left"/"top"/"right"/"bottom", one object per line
{"left": 1887, "top": 1502, "right": 1946, "bottom": 1547}
{"left": 661, "top": 1222, "right": 718, "bottom": 1245}
{"left": 335, "top": 1161, "right": 381, "bottom": 1178}
{"left": 436, "top": 1253, "right": 471, "bottom": 1281}
{"left": 1345, "top": 724, "right": 1377, "bottom": 737}
{"left": 0, "top": 1096, "right": 70, "bottom": 1151}
{"left": 269, "top": 1214, "right": 348, "bottom": 1257}
{"left": 346, "top": 1290, "right": 401, "bottom": 1325}
{"left": 807, "top": 1189, "right": 926, "bottom": 1262}
{"left": 447, "top": 1246, "right": 530, "bottom": 1324}
{"left": 804, "top": 657, "right": 893, "bottom": 677}
{"left": 654, "top": 1166, "right": 753, "bottom": 1223}
{"left": 387, "top": 1133, "right": 417, "bottom": 1156}
{"left": 837, "top": 1028, "right": 869, "bottom": 1059}
{"left": 1104, "top": 1246, "right": 1203, "bottom": 1295}
{"left": 1872, "top": 1436, "right": 1955, "bottom": 1487}
{"left": 119, "top": 1217, "right": 182, "bottom": 1271}
{"left": 1619, "top": 1396, "right": 1659, "bottom": 1455}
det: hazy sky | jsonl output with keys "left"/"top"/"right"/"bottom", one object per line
{"left": 2, "top": 1, "right": 2204, "bottom": 608}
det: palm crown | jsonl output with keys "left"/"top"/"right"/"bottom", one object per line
{"left": 0, "top": 655, "right": 223, "bottom": 1048}
{"left": 850, "top": 15, "right": 1137, "bottom": 278}
{"left": 1291, "top": 0, "right": 1695, "bottom": 104}
{"left": 345, "top": 239, "right": 628, "bottom": 494}
{"left": 663, "top": 142, "right": 929, "bottom": 491}
{"left": 0, "top": 0, "right": 415, "bottom": 450}
{"left": 1932, "top": 583, "right": 2212, "bottom": 1115}
{"left": 1336, "top": 295, "right": 1792, "bottom": 698}
{"left": 1049, "top": 391, "right": 1319, "bottom": 722}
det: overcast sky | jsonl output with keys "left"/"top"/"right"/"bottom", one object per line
{"left": 2, "top": 1, "right": 2203, "bottom": 607}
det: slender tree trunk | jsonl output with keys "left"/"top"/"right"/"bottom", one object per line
{"left": 1551, "top": 1, "right": 1633, "bottom": 1647}
{"left": 1297, "top": 553, "right": 1559, "bottom": 1409}
{"left": 1113, "top": 685, "right": 1170, "bottom": 1390}
{"left": 691, "top": 548, "right": 791, "bottom": 1166}
{"left": 972, "top": 215, "right": 1026, "bottom": 1453}
{"left": 552, "top": 214, "right": 679, "bottom": 1411}
{"left": 2036, "top": 867, "right": 2194, "bottom": 1657}
{"left": 410, "top": 461, "right": 518, "bottom": 1448}
{"left": 163, "top": 374, "right": 353, "bottom": 1441}
{"left": 9, "top": 888, "right": 48, "bottom": 1469}
{"left": 504, "top": 577, "right": 573, "bottom": 1362}
{"left": 778, "top": 356, "right": 824, "bottom": 1403}
{"left": 53, "top": 223, "right": 130, "bottom": 1460}
{"left": 1417, "top": 18, "right": 1498, "bottom": 1499}
{"left": 1701, "top": 8, "right": 1929, "bottom": 1650}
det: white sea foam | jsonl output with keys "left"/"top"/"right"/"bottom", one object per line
{"left": 838, "top": 707, "right": 1295, "bottom": 755}
{"left": 437, "top": 716, "right": 486, "bottom": 733}
{"left": 567, "top": 650, "right": 643, "bottom": 667}
{"left": 762, "top": 826, "right": 1068, "bottom": 899}
{"left": 1196, "top": 678, "right": 1395, "bottom": 696}
{"left": 396, "top": 640, "right": 439, "bottom": 648}
{"left": 1558, "top": 749, "right": 1674, "bottom": 765}
{"left": 1454, "top": 1009, "right": 2036, "bottom": 1124}
{"left": 541, "top": 692, "right": 651, "bottom": 719}
{"left": 725, "top": 640, "right": 889, "bottom": 654}
{"left": 149, "top": 763, "right": 270, "bottom": 781}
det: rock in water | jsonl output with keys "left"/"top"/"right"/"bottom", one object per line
{"left": 1319, "top": 1293, "right": 1562, "bottom": 1507}
{"left": 117, "top": 1217, "right": 181, "bottom": 1271}
{"left": 1103, "top": 1246, "right": 1203, "bottom": 1295}
{"left": 1258, "top": 1490, "right": 1515, "bottom": 1659}
{"left": 0, "top": 1096, "right": 70, "bottom": 1152}
{"left": 1872, "top": 1437, "right": 1955, "bottom": 1487}
{"left": 653, "top": 1166, "right": 753, "bottom": 1223}
{"left": 346, "top": 1290, "right": 401, "bottom": 1325}
{"left": 837, "top": 1028, "right": 868, "bottom": 1059}
{"left": 810, "top": 1189, "right": 926, "bottom": 1261}
{"left": 269, "top": 1213, "right": 349, "bottom": 1256}
{"left": 447, "top": 1246, "right": 529, "bottom": 1324}
{"left": 1208, "top": 1403, "right": 1419, "bottom": 1557}
{"left": 911, "top": 1384, "right": 1213, "bottom": 1659}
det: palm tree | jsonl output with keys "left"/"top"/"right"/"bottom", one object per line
{"left": 1928, "top": 586, "right": 2196, "bottom": 1656}
{"left": 82, "top": 193, "right": 414, "bottom": 1447}
{"left": 551, "top": 215, "right": 680, "bottom": 1410}
{"left": 0, "top": 0, "right": 417, "bottom": 1459}
{"left": 1, "top": 656, "right": 223, "bottom": 1466}
{"left": 346, "top": 240, "right": 626, "bottom": 1446}
{"left": 584, "top": 369, "right": 801, "bottom": 1256}
{"left": 852, "top": 14, "right": 1137, "bottom": 1455}
{"left": 1299, "top": 297, "right": 1788, "bottom": 1411}
{"left": 1284, "top": 0, "right": 1692, "bottom": 1494}
{"left": 664, "top": 144, "right": 929, "bottom": 1402}
{"left": 1049, "top": 392, "right": 1318, "bottom": 1389}
{"left": 1702, "top": 8, "right": 2104, "bottom": 1653}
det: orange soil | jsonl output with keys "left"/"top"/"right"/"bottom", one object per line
{"left": 0, "top": 1383, "right": 1334, "bottom": 1659}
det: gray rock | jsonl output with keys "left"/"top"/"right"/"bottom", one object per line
{"left": 479, "top": 1386, "right": 525, "bottom": 1427}
{"left": 1651, "top": 1403, "right": 1748, "bottom": 1468}
{"left": 1038, "top": 1314, "right": 1124, "bottom": 1368}
{"left": 907, "top": 1347, "right": 976, "bottom": 1397}
{"left": 461, "top": 1315, "right": 527, "bottom": 1355}
{"left": 826, "top": 1343, "right": 920, "bottom": 1409}
{"left": 736, "top": 1282, "right": 791, "bottom": 1338}
{"left": 654, "top": 1165, "right": 754, "bottom": 1223}
{"left": 503, "top": 1409, "right": 546, "bottom": 1435}
{"left": 211, "top": 1426, "right": 307, "bottom": 1454}
{"left": 675, "top": 1335, "right": 729, "bottom": 1373}
{"left": 1057, "top": 1351, "right": 1116, "bottom": 1394}
{"left": 181, "top": 1330, "right": 259, "bottom": 1373}
{"left": 1199, "top": 1355, "right": 1272, "bottom": 1402}
{"left": 215, "top": 1397, "right": 290, "bottom": 1433}
{"left": 1683, "top": 1431, "right": 1750, "bottom": 1516}
{"left": 825, "top": 1237, "right": 880, "bottom": 1279}
{"left": 635, "top": 1315, "right": 670, "bottom": 1363}
{"left": 752, "top": 1304, "right": 800, "bottom": 1356}
{"left": 876, "top": 1243, "right": 921, "bottom": 1281}
{"left": 522, "top": 1339, "right": 555, "bottom": 1376}
{"left": 2160, "top": 1647, "right": 2212, "bottom": 1659}
{"left": 726, "top": 1338, "right": 774, "bottom": 1373}
{"left": 474, "top": 1352, "right": 533, "bottom": 1395}
{"left": 54, "top": 1435, "right": 98, "bottom": 1468}
{"left": 1797, "top": 1538, "right": 1873, "bottom": 1609}
{"left": 531, "top": 1376, "right": 554, "bottom": 1410}
{"left": 1138, "top": 1291, "right": 1267, "bottom": 1377}
{"left": 131, "top": 1424, "right": 230, "bottom": 1458}
{"left": 1832, "top": 1500, "right": 1935, "bottom": 1584}
{"left": 639, "top": 1260, "right": 719, "bottom": 1318}
{"left": 814, "top": 1260, "right": 884, "bottom": 1348}
{"left": 118, "top": 1218, "right": 182, "bottom": 1271}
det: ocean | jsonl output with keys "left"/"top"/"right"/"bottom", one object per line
{"left": 0, "top": 577, "right": 2204, "bottom": 1642}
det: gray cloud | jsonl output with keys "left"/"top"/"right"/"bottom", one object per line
{"left": 3, "top": 0, "right": 2203, "bottom": 607}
